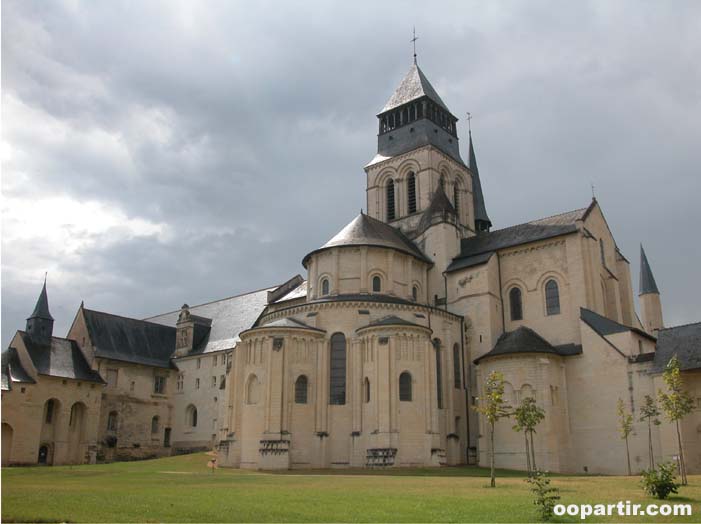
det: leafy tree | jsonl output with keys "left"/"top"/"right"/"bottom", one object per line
{"left": 617, "top": 398, "right": 634, "bottom": 475}
{"left": 639, "top": 395, "right": 661, "bottom": 469}
{"left": 526, "top": 470, "right": 560, "bottom": 521}
{"left": 658, "top": 355, "right": 694, "bottom": 485}
{"left": 641, "top": 462, "right": 680, "bottom": 500}
{"left": 474, "top": 370, "right": 511, "bottom": 487}
{"left": 513, "top": 396, "right": 545, "bottom": 475}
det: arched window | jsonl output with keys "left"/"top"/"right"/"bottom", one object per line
{"left": 321, "top": 278, "right": 330, "bottom": 296}
{"left": 295, "top": 375, "right": 308, "bottom": 404}
{"left": 453, "top": 185, "right": 460, "bottom": 216}
{"left": 246, "top": 375, "right": 260, "bottom": 405}
{"left": 186, "top": 405, "right": 198, "bottom": 427}
{"left": 412, "top": 285, "right": 418, "bottom": 302}
{"left": 438, "top": 174, "right": 445, "bottom": 191}
{"left": 386, "top": 180, "right": 396, "bottom": 221}
{"left": 399, "top": 372, "right": 412, "bottom": 401}
{"left": 44, "top": 399, "right": 56, "bottom": 424}
{"left": 107, "top": 411, "right": 118, "bottom": 432}
{"left": 329, "top": 333, "right": 346, "bottom": 405}
{"left": 453, "top": 343, "right": 462, "bottom": 389}
{"left": 435, "top": 347, "right": 443, "bottom": 409}
{"left": 407, "top": 172, "right": 417, "bottom": 214}
{"left": 151, "top": 416, "right": 159, "bottom": 434}
{"left": 364, "top": 377, "right": 370, "bottom": 403}
{"left": 372, "top": 275, "right": 382, "bottom": 293}
{"left": 545, "top": 279, "right": 560, "bottom": 316}
{"left": 509, "top": 287, "right": 523, "bottom": 321}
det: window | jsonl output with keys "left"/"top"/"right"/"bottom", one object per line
{"left": 439, "top": 174, "right": 445, "bottom": 191}
{"left": 329, "top": 333, "right": 347, "bottom": 405}
{"left": 372, "top": 275, "right": 382, "bottom": 293}
{"left": 453, "top": 185, "right": 460, "bottom": 215}
{"left": 295, "top": 375, "right": 308, "bottom": 404}
{"left": 545, "top": 279, "right": 560, "bottom": 316}
{"left": 435, "top": 347, "right": 443, "bottom": 409}
{"left": 213, "top": 355, "right": 217, "bottom": 366}
{"left": 196, "top": 358, "right": 201, "bottom": 369}
{"left": 107, "top": 411, "right": 118, "bottom": 432}
{"left": 599, "top": 239, "right": 606, "bottom": 265}
{"left": 321, "top": 278, "right": 330, "bottom": 296}
{"left": 364, "top": 377, "right": 370, "bottom": 403}
{"left": 195, "top": 378, "right": 200, "bottom": 389}
{"left": 151, "top": 416, "right": 159, "bottom": 434}
{"left": 453, "top": 343, "right": 462, "bottom": 389}
{"left": 211, "top": 376, "right": 217, "bottom": 388}
{"left": 177, "top": 373, "right": 184, "bottom": 391}
{"left": 154, "top": 376, "right": 166, "bottom": 394}
{"left": 399, "top": 372, "right": 412, "bottom": 401}
{"left": 220, "top": 375, "right": 226, "bottom": 388}
{"left": 407, "top": 172, "right": 417, "bottom": 214}
{"left": 386, "top": 180, "right": 396, "bottom": 220}
{"left": 509, "top": 287, "right": 523, "bottom": 321}
{"left": 106, "top": 369, "right": 118, "bottom": 388}
{"left": 69, "top": 403, "right": 83, "bottom": 427}
{"left": 412, "top": 285, "right": 418, "bottom": 302}
{"left": 45, "top": 399, "right": 55, "bottom": 424}
{"left": 186, "top": 405, "right": 197, "bottom": 427}
{"left": 246, "top": 375, "right": 260, "bottom": 404}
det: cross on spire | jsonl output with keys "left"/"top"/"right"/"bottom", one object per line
{"left": 466, "top": 112, "right": 472, "bottom": 133}
{"left": 411, "top": 27, "right": 419, "bottom": 64}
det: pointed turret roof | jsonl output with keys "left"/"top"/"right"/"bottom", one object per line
{"left": 28, "top": 280, "right": 53, "bottom": 321}
{"left": 381, "top": 63, "right": 450, "bottom": 114}
{"left": 469, "top": 132, "right": 491, "bottom": 231}
{"left": 418, "top": 185, "right": 457, "bottom": 233}
{"left": 640, "top": 244, "right": 660, "bottom": 295}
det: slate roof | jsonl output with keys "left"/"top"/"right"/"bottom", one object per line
{"left": 18, "top": 332, "right": 104, "bottom": 383}
{"left": 146, "top": 287, "right": 275, "bottom": 355}
{"left": 255, "top": 317, "right": 325, "bottom": 332}
{"left": 580, "top": 307, "right": 656, "bottom": 341}
{"left": 451, "top": 206, "right": 590, "bottom": 266}
{"left": 272, "top": 280, "right": 308, "bottom": 303}
{"left": 640, "top": 245, "right": 660, "bottom": 295}
{"left": 381, "top": 63, "right": 450, "bottom": 114}
{"left": 469, "top": 132, "right": 491, "bottom": 229}
{"left": 1, "top": 347, "right": 36, "bottom": 390}
{"left": 418, "top": 186, "right": 457, "bottom": 233}
{"left": 446, "top": 252, "right": 494, "bottom": 272}
{"left": 475, "top": 326, "right": 572, "bottom": 363}
{"left": 29, "top": 281, "right": 53, "bottom": 320}
{"left": 652, "top": 322, "right": 701, "bottom": 373}
{"left": 306, "top": 293, "right": 419, "bottom": 307}
{"left": 358, "top": 315, "right": 426, "bottom": 330}
{"left": 303, "top": 213, "right": 432, "bottom": 267}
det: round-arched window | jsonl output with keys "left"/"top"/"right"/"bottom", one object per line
{"left": 372, "top": 276, "right": 382, "bottom": 293}
{"left": 321, "top": 278, "right": 330, "bottom": 296}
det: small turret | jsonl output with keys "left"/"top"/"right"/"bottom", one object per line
{"left": 469, "top": 132, "right": 491, "bottom": 233}
{"left": 639, "top": 244, "right": 663, "bottom": 334}
{"left": 26, "top": 278, "right": 54, "bottom": 345}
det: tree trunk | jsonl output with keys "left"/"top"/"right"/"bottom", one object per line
{"left": 490, "top": 422, "right": 496, "bottom": 488}
{"left": 524, "top": 432, "right": 531, "bottom": 476}
{"left": 529, "top": 429, "right": 537, "bottom": 472}
{"left": 676, "top": 420, "right": 687, "bottom": 485}
{"left": 648, "top": 419, "right": 654, "bottom": 469}
{"left": 625, "top": 436, "right": 631, "bottom": 476}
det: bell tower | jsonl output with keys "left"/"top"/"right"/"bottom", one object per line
{"left": 26, "top": 278, "right": 54, "bottom": 346}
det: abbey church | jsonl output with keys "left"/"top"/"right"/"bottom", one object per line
{"left": 3, "top": 60, "right": 700, "bottom": 474}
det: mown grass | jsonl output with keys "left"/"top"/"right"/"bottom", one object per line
{"left": 2, "top": 453, "right": 701, "bottom": 522}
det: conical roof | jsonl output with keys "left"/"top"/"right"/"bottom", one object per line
{"left": 29, "top": 280, "right": 53, "bottom": 321}
{"left": 418, "top": 185, "right": 457, "bottom": 233}
{"left": 640, "top": 245, "right": 660, "bottom": 295}
{"left": 302, "top": 213, "right": 431, "bottom": 267}
{"left": 469, "top": 132, "right": 491, "bottom": 230}
{"left": 381, "top": 63, "right": 450, "bottom": 114}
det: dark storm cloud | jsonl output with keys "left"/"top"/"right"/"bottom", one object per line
{"left": 2, "top": 0, "right": 700, "bottom": 346}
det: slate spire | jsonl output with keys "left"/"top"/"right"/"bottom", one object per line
{"left": 469, "top": 131, "right": 491, "bottom": 232}
{"left": 639, "top": 244, "right": 660, "bottom": 295}
{"left": 418, "top": 184, "right": 457, "bottom": 234}
{"left": 26, "top": 277, "right": 54, "bottom": 345}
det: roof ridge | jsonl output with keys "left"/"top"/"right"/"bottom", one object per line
{"left": 143, "top": 284, "right": 280, "bottom": 320}
{"left": 83, "top": 308, "right": 177, "bottom": 328}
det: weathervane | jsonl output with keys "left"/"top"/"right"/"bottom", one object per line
{"left": 466, "top": 112, "right": 472, "bottom": 133}
{"left": 591, "top": 182, "right": 596, "bottom": 199}
{"left": 411, "top": 26, "right": 419, "bottom": 64}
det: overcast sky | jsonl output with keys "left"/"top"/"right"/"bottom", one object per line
{"left": 2, "top": 0, "right": 700, "bottom": 347}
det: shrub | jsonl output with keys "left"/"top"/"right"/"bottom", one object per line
{"left": 641, "top": 462, "right": 680, "bottom": 500}
{"left": 526, "top": 470, "right": 560, "bottom": 521}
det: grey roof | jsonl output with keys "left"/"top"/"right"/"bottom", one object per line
{"left": 18, "top": 332, "right": 104, "bottom": 383}
{"left": 446, "top": 252, "right": 494, "bottom": 272}
{"left": 360, "top": 315, "right": 425, "bottom": 329}
{"left": 580, "top": 307, "right": 656, "bottom": 341}
{"left": 640, "top": 244, "right": 660, "bottom": 295}
{"left": 146, "top": 287, "right": 275, "bottom": 354}
{"left": 652, "top": 322, "right": 701, "bottom": 373}
{"left": 1, "top": 347, "right": 36, "bottom": 390}
{"left": 418, "top": 185, "right": 457, "bottom": 233}
{"left": 475, "top": 326, "right": 564, "bottom": 363}
{"left": 308, "top": 293, "right": 419, "bottom": 307}
{"left": 303, "top": 213, "right": 432, "bottom": 267}
{"left": 256, "top": 317, "right": 325, "bottom": 332}
{"left": 83, "top": 309, "right": 177, "bottom": 368}
{"left": 469, "top": 132, "right": 491, "bottom": 229}
{"left": 29, "top": 280, "right": 53, "bottom": 321}
{"left": 381, "top": 63, "right": 450, "bottom": 114}
{"left": 272, "top": 280, "right": 308, "bottom": 303}
{"left": 453, "top": 206, "right": 589, "bottom": 262}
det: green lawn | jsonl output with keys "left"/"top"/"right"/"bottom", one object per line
{"left": 2, "top": 453, "right": 701, "bottom": 523}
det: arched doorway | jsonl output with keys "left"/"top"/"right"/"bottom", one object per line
{"left": 1, "top": 423, "right": 13, "bottom": 465}
{"left": 38, "top": 444, "right": 51, "bottom": 464}
{"left": 68, "top": 402, "right": 87, "bottom": 464}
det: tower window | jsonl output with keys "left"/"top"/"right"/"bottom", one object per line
{"left": 295, "top": 375, "right": 308, "bottom": 404}
{"left": 509, "top": 287, "right": 523, "bottom": 321}
{"left": 453, "top": 185, "right": 460, "bottom": 216}
{"left": 329, "top": 333, "right": 347, "bottom": 405}
{"left": 372, "top": 275, "right": 382, "bottom": 293}
{"left": 321, "top": 278, "right": 330, "bottom": 296}
{"left": 545, "top": 280, "right": 560, "bottom": 316}
{"left": 386, "top": 180, "right": 396, "bottom": 221}
{"left": 399, "top": 372, "right": 412, "bottom": 401}
{"left": 407, "top": 172, "right": 417, "bottom": 214}
{"left": 439, "top": 175, "right": 445, "bottom": 192}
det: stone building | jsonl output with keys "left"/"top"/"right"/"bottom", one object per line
{"left": 2, "top": 59, "right": 700, "bottom": 473}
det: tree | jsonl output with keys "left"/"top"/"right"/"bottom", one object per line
{"left": 513, "top": 396, "right": 545, "bottom": 475}
{"left": 658, "top": 355, "right": 694, "bottom": 485}
{"left": 617, "top": 398, "right": 634, "bottom": 475}
{"left": 526, "top": 470, "right": 561, "bottom": 521}
{"left": 473, "top": 370, "right": 511, "bottom": 487}
{"left": 639, "top": 395, "right": 661, "bottom": 469}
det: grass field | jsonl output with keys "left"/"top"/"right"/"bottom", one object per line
{"left": 3, "top": 453, "right": 701, "bottom": 523}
